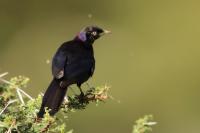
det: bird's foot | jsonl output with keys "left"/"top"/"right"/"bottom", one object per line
{"left": 78, "top": 92, "right": 85, "bottom": 103}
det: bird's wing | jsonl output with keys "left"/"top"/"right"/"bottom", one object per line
{"left": 52, "top": 50, "right": 68, "bottom": 79}
{"left": 90, "top": 59, "right": 95, "bottom": 76}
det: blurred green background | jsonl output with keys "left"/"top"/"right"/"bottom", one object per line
{"left": 1, "top": 0, "right": 200, "bottom": 133}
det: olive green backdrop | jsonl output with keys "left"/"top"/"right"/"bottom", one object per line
{"left": 1, "top": 0, "right": 200, "bottom": 133}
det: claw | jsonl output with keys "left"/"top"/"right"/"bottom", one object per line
{"left": 78, "top": 92, "right": 85, "bottom": 103}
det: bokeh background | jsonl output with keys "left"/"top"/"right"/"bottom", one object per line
{"left": 1, "top": 0, "right": 200, "bottom": 133}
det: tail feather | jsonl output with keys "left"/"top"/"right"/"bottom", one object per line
{"left": 37, "top": 78, "right": 68, "bottom": 118}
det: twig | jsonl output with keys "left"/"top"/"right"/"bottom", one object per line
{"left": 5, "top": 120, "right": 16, "bottom": 133}
{"left": 0, "top": 77, "right": 33, "bottom": 100}
{"left": 17, "top": 88, "right": 33, "bottom": 100}
{"left": 0, "top": 99, "right": 18, "bottom": 115}
{"left": 40, "top": 121, "right": 52, "bottom": 133}
{"left": 16, "top": 89, "right": 25, "bottom": 105}
{"left": 0, "top": 72, "right": 8, "bottom": 78}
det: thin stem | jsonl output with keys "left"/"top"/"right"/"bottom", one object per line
{"left": 17, "top": 88, "right": 33, "bottom": 100}
{"left": 0, "top": 99, "right": 18, "bottom": 115}
{"left": 6, "top": 120, "right": 15, "bottom": 133}
{"left": 0, "top": 77, "right": 33, "bottom": 100}
{"left": 16, "top": 89, "right": 25, "bottom": 105}
{"left": 0, "top": 72, "right": 8, "bottom": 78}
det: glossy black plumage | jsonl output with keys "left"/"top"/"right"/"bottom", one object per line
{"left": 37, "top": 26, "right": 110, "bottom": 118}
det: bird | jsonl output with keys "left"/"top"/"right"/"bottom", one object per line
{"left": 37, "top": 26, "right": 110, "bottom": 118}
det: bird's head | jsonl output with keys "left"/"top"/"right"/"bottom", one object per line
{"left": 76, "top": 26, "right": 111, "bottom": 43}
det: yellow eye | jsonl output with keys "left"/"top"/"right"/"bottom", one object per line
{"left": 91, "top": 31, "right": 97, "bottom": 36}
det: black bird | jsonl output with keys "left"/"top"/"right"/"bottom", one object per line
{"left": 37, "top": 26, "right": 110, "bottom": 118}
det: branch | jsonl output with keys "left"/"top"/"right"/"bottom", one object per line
{"left": 5, "top": 120, "right": 16, "bottom": 133}
{"left": 0, "top": 74, "right": 111, "bottom": 133}
{"left": 16, "top": 89, "right": 25, "bottom": 105}
{"left": 65, "top": 85, "right": 110, "bottom": 110}
{"left": 0, "top": 72, "right": 9, "bottom": 78}
{"left": 132, "top": 115, "right": 157, "bottom": 133}
{"left": 0, "top": 99, "right": 18, "bottom": 115}
{"left": 40, "top": 121, "right": 52, "bottom": 133}
{"left": 0, "top": 77, "right": 33, "bottom": 101}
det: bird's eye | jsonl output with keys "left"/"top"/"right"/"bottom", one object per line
{"left": 91, "top": 31, "right": 97, "bottom": 36}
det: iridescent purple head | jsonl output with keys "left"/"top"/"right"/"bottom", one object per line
{"left": 76, "top": 26, "right": 111, "bottom": 43}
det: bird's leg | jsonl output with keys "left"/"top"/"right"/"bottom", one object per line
{"left": 78, "top": 86, "right": 84, "bottom": 97}
{"left": 77, "top": 84, "right": 85, "bottom": 103}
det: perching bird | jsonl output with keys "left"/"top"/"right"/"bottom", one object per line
{"left": 37, "top": 26, "right": 110, "bottom": 118}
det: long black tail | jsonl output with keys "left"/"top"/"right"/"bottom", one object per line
{"left": 37, "top": 78, "right": 68, "bottom": 118}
